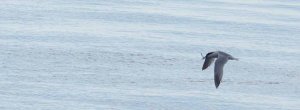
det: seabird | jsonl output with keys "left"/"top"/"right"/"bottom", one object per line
{"left": 201, "top": 51, "right": 238, "bottom": 88}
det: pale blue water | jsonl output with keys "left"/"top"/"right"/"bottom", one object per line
{"left": 0, "top": 0, "right": 299, "bottom": 110}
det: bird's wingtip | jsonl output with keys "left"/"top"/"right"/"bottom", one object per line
{"left": 215, "top": 84, "right": 219, "bottom": 89}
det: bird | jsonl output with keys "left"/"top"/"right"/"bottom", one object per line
{"left": 201, "top": 51, "right": 238, "bottom": 88}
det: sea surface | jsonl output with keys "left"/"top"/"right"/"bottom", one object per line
{"left": 0, "top": 0, "right": 299, "bottom": 110}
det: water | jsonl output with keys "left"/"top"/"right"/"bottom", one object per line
{"left": 0, "top": 0, "right": 299, "bottom": 110}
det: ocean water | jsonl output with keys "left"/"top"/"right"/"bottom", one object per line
{"left": 0, "top": 0, "right": 299, "bottom": 110}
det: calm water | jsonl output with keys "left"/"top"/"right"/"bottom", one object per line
{"left": 0, "top": 0, "right": 300, "bottom": 110}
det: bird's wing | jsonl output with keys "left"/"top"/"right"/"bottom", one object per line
{"left": 214, "top": 55, "right": 228, "bottom": 88}
{"left": 202, "top": 58, "right": 216, "bottom": 70}
{"left": 202, "top": 52, "right": 218, "bottom": 70}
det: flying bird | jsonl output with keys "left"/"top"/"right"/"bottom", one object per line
{"left": 201, "top": 51, "right": 238, "bottom": 88}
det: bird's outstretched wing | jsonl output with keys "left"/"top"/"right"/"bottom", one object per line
{"left": 214, "top": 55, "right": 228, "bottom": 88}
{"left": 202, "top": 58, "right": 215, "bottom": 70}
{"left": 202, "top": 52, "right": 218, "bottom": 70}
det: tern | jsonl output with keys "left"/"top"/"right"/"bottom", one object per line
{"left": 201, "top": 51, "right": 238, "bottom": 88}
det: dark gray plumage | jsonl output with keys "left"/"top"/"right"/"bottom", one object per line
{"left": 202, "top": 51, "right": 238, "bottom": 88}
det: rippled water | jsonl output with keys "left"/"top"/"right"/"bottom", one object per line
{"left": 0, "top": 0, "right": 299, "bottom": 110}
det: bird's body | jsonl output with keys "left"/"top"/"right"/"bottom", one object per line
{"left": 201, "top": 51, "right": 238, "bottom": 88}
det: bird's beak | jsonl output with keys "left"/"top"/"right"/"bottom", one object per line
{"left": 234, "top": 58, "right": 239, "bottom": 61}
{"left": 201, "top": 53, "right": 205, "bottom": 60}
